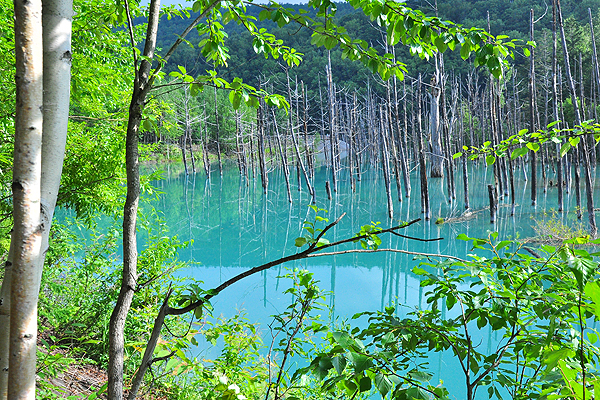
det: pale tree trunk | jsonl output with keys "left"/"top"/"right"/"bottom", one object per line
{"left": 429, "top": 72, "right": 443, "bottom": 178}
{"left": 7, "top": 2, "right": 44, "bottom": 397}
{"left": 0, "top": 0, "right": 72, "bottom": 398}
{"left": 529, "top": 9, "right": 538, "bottom": 206}
{"left": 557, "top": 0, "right": 597, "bottom": 237}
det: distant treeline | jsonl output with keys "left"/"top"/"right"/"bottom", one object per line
{"left": 154, "top": 0, "right": 600, "bottom": 99}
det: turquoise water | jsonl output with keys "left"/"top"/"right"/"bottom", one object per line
{"left": 145, "top": 160, "right": 592, "bottom": 399}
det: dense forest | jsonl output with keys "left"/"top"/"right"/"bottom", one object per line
{"left": 2, "top": 0, "right": 600, "bottom": 399}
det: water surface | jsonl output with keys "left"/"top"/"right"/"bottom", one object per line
{"left": 146, "top": 161, "right": 592, "bottom": 399}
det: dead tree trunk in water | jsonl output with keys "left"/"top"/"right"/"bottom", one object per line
{"left": 429, "top": 72, "right": 444, "bottom": 178}
{"left": 380, "top": 105, "right": 394, "bottom": 219}
{"left": 488, "top": 184, "right": 497, "bottom": 223}
{"left": 286, "top": 70, "right": 314, "bottom": 201}
{"left": 418, "top": 75, "right": 431, "bottom": 220}
{"left": 257, "top": 96, "right": 268, "bottom": 194}
{"left": 271, "top": 110, "right": 292, "bottom": 203}
{"left": 529, "top": 9, "right": 538, "bottom": 206}
{"left": 554, "top": 1, "right": 564, "bottom": 212}
{"left": 459, "top": 84, "right": 470, "bottom": 210}
{"left": 385, "top": 73, "right": 403, "bottom": 202}
{"left": 214, "top": 86, "right": 223, "bottom": 176}
{"left": 558, "top": 0, "right": 597, "bottom": 237}
{"left": 326, "top": 51, "right": 338, "bottom": 192}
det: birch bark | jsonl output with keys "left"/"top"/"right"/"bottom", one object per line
{"left": 0, "top": 0, "right": 72, "bottom": 398}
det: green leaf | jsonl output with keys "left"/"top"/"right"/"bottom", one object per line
{"left": 485, "top": 154, "right": 496, "bottom": 166}
{"left": 434, "top": 36, "right": 448, "bottom": 53}
{"left": 569, "top": 136, "right": 581, "bottom": 147}
{"left": 349, "top": 352, "right": 372, "bottom": 373}
{"left": 332, "top": 355, "right": 347, "bottom": 374}
{"left": 526, "top": 142, "right": 540, "bottom": 152}
{"left": 359, "top": 376, "right": 372, "bottom": 392}
{"left": 258, "top": 9, "right": 270, "bottom": 21}
{"left": 295, "top": 237, "right": 307, "bottom": 247}
{"left": 453, "top": 152, "right": 462, "bottom": 159}
{"left": 560, "top": 142, "right": 571, "bottom": 157}
{"left": 374, "top": 373, "right": 393, "bottom": 397}
{"left": 316, "top": 237, "right": 330, "bottom": 247}
{"left": 456, "top": 233, "right": 471, "bottom": 241}
{"left": 332, "top": 331, "right": 355, "bottom": 348}
{"left": 523, "top": 47, "right": 531, "bottom": 57}
{"left": 192, "top": 1, "right": 201, "bottom": 13}
{"left": 543, "top": 348, "right": 575, "bottom": 371}
{"left": 460, "top": 43, "right": 470, "bottom": 60}
{"left": 408, "top": 370, "right": 432, "bottom": 382}
{"left": 446, "top": 294, "right": 456, "bottom": 310}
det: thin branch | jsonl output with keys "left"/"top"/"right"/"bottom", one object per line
{"left": 306, "top": 249, "right": 466, "bottom": 262}
{"left": 147, "top": 0, "right": 222, "bottom": 93}
{"left": 389, "top": 231, "right": 443, "bottom": 241}
{"left": 123, "top": 0, "right": 139, "bottom": 71}
{"left": 68, "top": 115, "right": 125, "bottom": 122}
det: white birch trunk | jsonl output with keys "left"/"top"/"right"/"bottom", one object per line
{"left": 8, "top": 0, "right": 44, "bottom": 398}
{"left": 0, "top": 0, "right": 72, "bottom": 398}
{"left": 0, "top": 242, "right": 14, "bottom": 399}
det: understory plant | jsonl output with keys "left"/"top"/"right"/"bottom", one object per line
{"left": 298, "top": 233, "right": 600, "bottom": 400}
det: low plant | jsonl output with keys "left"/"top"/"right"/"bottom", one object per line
{"left": 297, "top": 233, "right": 600, "bottom": 400}
{"left": 532, "top": 210, "right": 587, "bottom": 242}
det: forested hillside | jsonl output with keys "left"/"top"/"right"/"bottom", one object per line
{"left": 156, "top": 0, "right": 600, "bottom": 97}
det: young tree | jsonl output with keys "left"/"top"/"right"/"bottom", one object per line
{"left": 0, "top": 0, "right": 73, "bottom": 398}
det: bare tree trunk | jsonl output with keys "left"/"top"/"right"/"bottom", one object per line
{"left": 417, "top": 75, "right": 431, "bottom": 220}
{"left": 429, "top": 70, "right": 444, "bottom": 178}
{"left": 326, "top": 53, "right": 338, "bottom": 192}
{"left": 272, "top": 110, "right": 292, "bottom": 203}
{"left": 554, "top": 1, "right": 564, "bottom": 212}
{"left": 181, "top": 132, "right": 189, "bottom": 175}
{"left": 258, "top": 96, "right": 268, "bottom": 194}
{"left": 557, "top": 0, "right": 597, "bottom": 237}
{"left": 286, "top": 70, "right": 314, "bottom": 200}
{"left": 380, "top": 105, "right": 394, "bottom": 219}
{"left": 6, "top": 1, "right": 44, "bottom": 397}
{"left": 488, "top": 184, "right": 497, "bottom": 223}
{"left": 214, "top": 86, "right": 223, "bottom": 176}
{"left": 459, "top": 85, "right": 470, "bottom": 210}
{"left": 529, "top": 9, "right": 538, "bottom": 206}
{"left": 108, "top": 1, "right": 160, "bottom": 398}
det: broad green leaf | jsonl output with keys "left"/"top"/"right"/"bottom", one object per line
{"left": 374, "top": 373, "right": 393, "bottom": 397}
{"left": 543, "top": 348, "right": 575, "bottom": 371}
{"left": 349, "top": 352, "right": 372, "bottom": 373}
{"left": 332, "top": 355, "right": 347, "bottom": 374}
{"left": 359, "top": 376, "right": 372, "bottom": 392}
{"left": 485, "top": 154, "right": 496, "bottom": 166}
{"left": 295, "top": 237, "right": 307, "bottom": 247}
{"left": 569, "top": 136, "right": 580, "bottom": 146}
{"left": 408, "top": 370, "right": 432, "bottom": 382}
{"left": 332, "top": 331, "right": 355, "bottom": 348}
{"left": 460, "top": 43, "right": 470, "bottom": 60}
{"left": 456, "top": 233, "right": 471, "bottom": 241}
{"left": 526, "top": 142, "right": 540, "bottom": 152}
{"left": 560, "top": 142, "right": 571, "bottom": 157}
